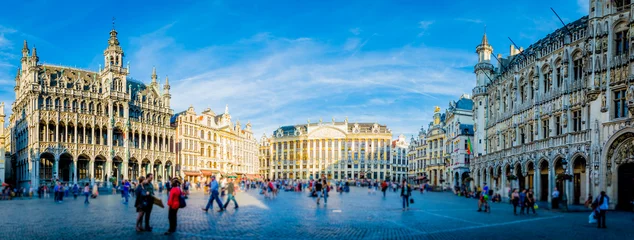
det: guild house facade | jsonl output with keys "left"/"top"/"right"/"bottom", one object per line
{"left": 471, "top": 0, "right": 634, "bottom": 209}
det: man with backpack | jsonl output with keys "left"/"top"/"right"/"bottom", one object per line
{"left": 381, "top": 181, "right": 388, "bottom": 197}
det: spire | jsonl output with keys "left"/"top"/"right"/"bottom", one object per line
{"left": 225, "top": 104, "right": 229, "bottom": 114}
{"left": 151, "top": 66, "right": 157, "bottom": 83}
{"left": 21, "top": 40, "right": 29, "bottom": 55}
{"left": 481, "top": 32, "right": 488, "bottom": 46}
{"left": 163, "top": 75, "right": 170, "bottom": 90}
{"left": 15, "top": 68, "right": 20, "bottom": 81}
{"left": 31, "top": 46, "right": 39, "bottom": 63}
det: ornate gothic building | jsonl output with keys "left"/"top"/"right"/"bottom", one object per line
{"left": 471, "top": 0, "right": 634, "bottom": 209}
{"left": 11, "top": 28, "right": 176, "bottom": 187}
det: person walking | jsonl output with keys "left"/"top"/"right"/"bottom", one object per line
{"left": 526, "top": 189, "right": 537, "bottom": 214}
{"left": 143, "top": 173, "right": 155, "bottom": 232}
{"left": 511, "top": 189, "right": 520, "bottom": 215}
{"left": 202, "top": 176, "right": 224, "bottom": 212}
{"left": 53, "top": 181, "right": 60, "bottom": 203}
{"left": 400, "top": 180, "right": 412, "bottom": 211}
{"left": 223, "top": 178, "right": 239, "bottom": 209}
{"left": 381, "top": 181, "right": 388, "bottom": 197}
{"left": 321, "top": 178, "right": 329, "bottom": 204}
{"left": 72, "top": 184, "right": 79, "bottom": 200}
{"left": 165, "top": 178, "right": 182, "bottom": 235}
{"left": 552, "top": 187, "right": 560, "bottom": 209}
{"left": 83, "top": 183, "right": 90, "bottom": 204}
{"left": 315, "top": 179, "right": 323, "bottom": 205}
{"left": 122, "top": 179, "right": 131, "bottom": 204}
{"left": 519, "top": 189, "right": 527, "bottom": 215}
{"left": 135, "top": 176, "right": 148, "bottom": 232}
{"left": 596, "top": 191, "right": 609, "bottom": 228}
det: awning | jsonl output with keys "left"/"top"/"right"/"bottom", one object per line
{"left": 416, "top": 176, "right": 427, "bottom": 180}
{"left": 200, "top": 170, "right": 218, "bottom": 176}
{"left": 244, "top": 174, "right": 262, "bottom": 179}
{"left": 183, "top": 171, "right": 201, "bottom": 176}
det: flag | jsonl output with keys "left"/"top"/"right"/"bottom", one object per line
{"left": 466, "top": 138, "right": 473, "bottom": 155}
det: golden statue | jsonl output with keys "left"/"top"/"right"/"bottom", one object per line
{"left": 434, "top": 106, "right": 440, "bottom": 113}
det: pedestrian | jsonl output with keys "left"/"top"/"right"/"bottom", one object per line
{"left": 400, "top": 180, "right": 412, "bottom": 211}
{"left": 165, "top": 178, "right": 182, "bottom": 235}
{"left": 223, "top": 178, "right": 239, "bottom": 209}
{"left": 158, "top": 180, "right": 164, "bottom": 194}
{"left": 165, "top": 177, "right": 172, "bottom": 198}
{"left": 122, "top": 179, "right": 131, "bottom": 204}
{"left": 72, "top": 184, "right": 79, "bottom": 200}
{"left": 183, "top": 180, "right": 190, "bottom": 199}
{"left": 83, "top": 183, "right": 90, "bottom": 204}
{"left": 143, "top": 173, "right": 155, "bottom": 232}
{"left": 53, "top": 181, "right": 60, "bottom": 202}
{"left": 381, "top": 181, "right": 388, "bottom": 197}
{"left": 511, "top": 189, "right": 520, "bottom": 215}
{"left": 595, "top": 191, "right": 609, "bottom": 228}
{"left": 135, "top": 176, "right": 148, "bottom": 232}
{"left": 315, "top": 178, "right": 323, "bottom": 205}
{"left": 322, "top": 177, "right": 329, "bottom": 204}
{"left": 526, "top": 189, "right": 537, "bottom": 214}
{"left": 202, "top": 175, "right": 224, "bottom": 212}
{"left": 519, "top": 189, "right": 527, "bottom": 215}
{"left": 552, "top": 187, "right": 560, "bottom": 209}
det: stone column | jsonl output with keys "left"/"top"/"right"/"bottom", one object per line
{"left": 73, "top": 156, "right": 78, "bottom": 184}
{"left": 548, "top": 165, "right": 553, "bottom": 205}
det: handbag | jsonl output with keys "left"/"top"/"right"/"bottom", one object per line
{"left": 409, "top": 198, "right": 414, "bottom": 204}
{"left": 533, "top": 204, "right": 539, "bottom": 210}
{"left": 179, "top": 194, "right": 187, "bottom": 208}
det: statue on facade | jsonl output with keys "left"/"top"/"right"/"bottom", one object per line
{"left": 602, "top": 38, "right": 608, "bottom": 52}
{"left": 594, "top": 74, "right": 600, "bottom": 89}
{"left": 610, "top": 69, "right": 616, "bottom": 83}
{"left": 622, "top": 67, "right": 628, "bottom": 81}
{"left": 601, "top": 72, "right": 607, "bottom": 86}
{"left": 627, "top": 84, "right": 634, "bottom": 102}
{"left": 562, "top": 112, "right": 568, "bottom": 126}
{"left": 601, "top": 94, "right": 607, "bottom": 109}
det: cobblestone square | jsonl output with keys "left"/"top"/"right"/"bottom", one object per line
{"left": 1, "top": 188, "right": 633, "bottom": 240}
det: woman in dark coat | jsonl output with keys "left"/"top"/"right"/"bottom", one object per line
{"left": 134, "top": 176, "right": 148, "bottom": 232}
{"left": 400, "top": 179, "right": 412, "bottom": 211}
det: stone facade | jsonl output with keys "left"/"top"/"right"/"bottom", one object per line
{"left": 471, "top": 1, "right": 634, "bottom": 209}
{"left": 266, "top": 119, "right": 393, "bottom": 180}
{"left": 390, "top": 134, "right": 409, "bottom": 183}
{"left": 171, "top": 105, "right": 258, "bottom": 183}
{"left": 259, "top": 134, "right": 271, "bottom": 179}
{"left": 11, "top": 28, "right": 176, "bottom": 188}
{"left": 443, "top": 95, "right": 474, "bottom": 189}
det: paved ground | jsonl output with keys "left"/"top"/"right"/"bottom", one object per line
{"left": 1, "top": 187, "right": 633, "bottom": 240}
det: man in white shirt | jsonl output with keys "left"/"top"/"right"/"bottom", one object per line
{"left": 552, "top": 188, "right": 560, "bottom": 209}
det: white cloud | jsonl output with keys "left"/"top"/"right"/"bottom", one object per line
{"left": 455, "top": 18, "right": 483, "bottom": 24}
{"left": 349, "top": 27, "right": 362, "bottom": 35}
{"left": 344, "top": 38, "right": 360, "bottom": 51}
{"left": 418, "top": 20, "right": 434, "bottom": 36}
{"left": 128, "top": 26, "right": 475, "bottom": 139}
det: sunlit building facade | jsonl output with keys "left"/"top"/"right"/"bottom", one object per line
{"left": 471, "top": 1, "right": 634, "bottom": 209}
{"left": 11, "top": 28, "right": 176, "bottom": 188}
{"left": 267, "top": 119, "right": 392, "bottom": 180}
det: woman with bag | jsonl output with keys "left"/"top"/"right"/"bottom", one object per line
{"left": 165, "top": 178, "right": 182, "bottom": 235}
{"left": 511, "top": 189, "right": 520, "bottom": 215}
{"left": 134, "top": 176, "right": 148, "bottom": 232}
{"left": 400, "top": 180, "right": 412, "bottom": 211}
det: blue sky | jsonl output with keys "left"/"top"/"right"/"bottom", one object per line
{"left": 0, "top": 0, "right": 587, "bottom": 139}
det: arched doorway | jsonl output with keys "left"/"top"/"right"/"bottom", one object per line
{"left": 77, "top": 154, "right": 90, "bottom": 182}
{"left": 165, "top": 161, "right": 173, "bottom": 179}
{"left": 515, "top": 163, "right": 525, "bottom": 190}
{"left": 113, "top": 157, "right": 123, "bottom": 182}
{"left": 59, "top": 153, "right": 73, "bottom": 182}
{"left": 527, "top": 161, "right": 535, "bottom": 191}
{"left": 572, "top": 156, "right": 587, "bottom": 205}
{"left": 128, "top": 158, "right": 138, "bottom": 181}
{"left": 94, "top": 155, "right": 106, "bottom": 182}
{"left": 539, "top": 160, "right": 549, "bottom": 201}
{"left": 554, "top": 157, "right": 565, "bottom": 197}
{"left": 154, "top": 160, "right": 162, "bottom": 180}
{"left": 40, "top": 153, "right": 55, "bottom": 183}
{"left": 142, "top": 159, "right": 151, "bottom": 177}
{"left": 604, "top": 131, "right": 634, "bottom": 210}
{"left": 617, "top": 163, "right": 634, "bottom": 210}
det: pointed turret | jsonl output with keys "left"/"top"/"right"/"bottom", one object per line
{"left": 163, "top": 75, "right": 170, "bottom": 90}
{"left": 481, "top": 32, "right": 488, "bottom": 46}
{"left": 104, "top": 22, "right": 124, "bottom": 68}
{"left": 475, "top": 29, "right": 494, "bottom": 87}
{"left": 225, "top": 104, "right": 229, "bottom": 114}
{"left": 31, "top": 46, "right": 39, "bottom": 64}
{"left": 21, "top": 40, "right": 29, "bottom": 58}
{"left": 15, "top": 68, "right": 20, "bottom": 81}
{"left": 151, "top": 66, "right": 157, "bottom": 83}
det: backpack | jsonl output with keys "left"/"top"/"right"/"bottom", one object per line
{"left": 179, "top": 193, "right": 187, "bottom": 208}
